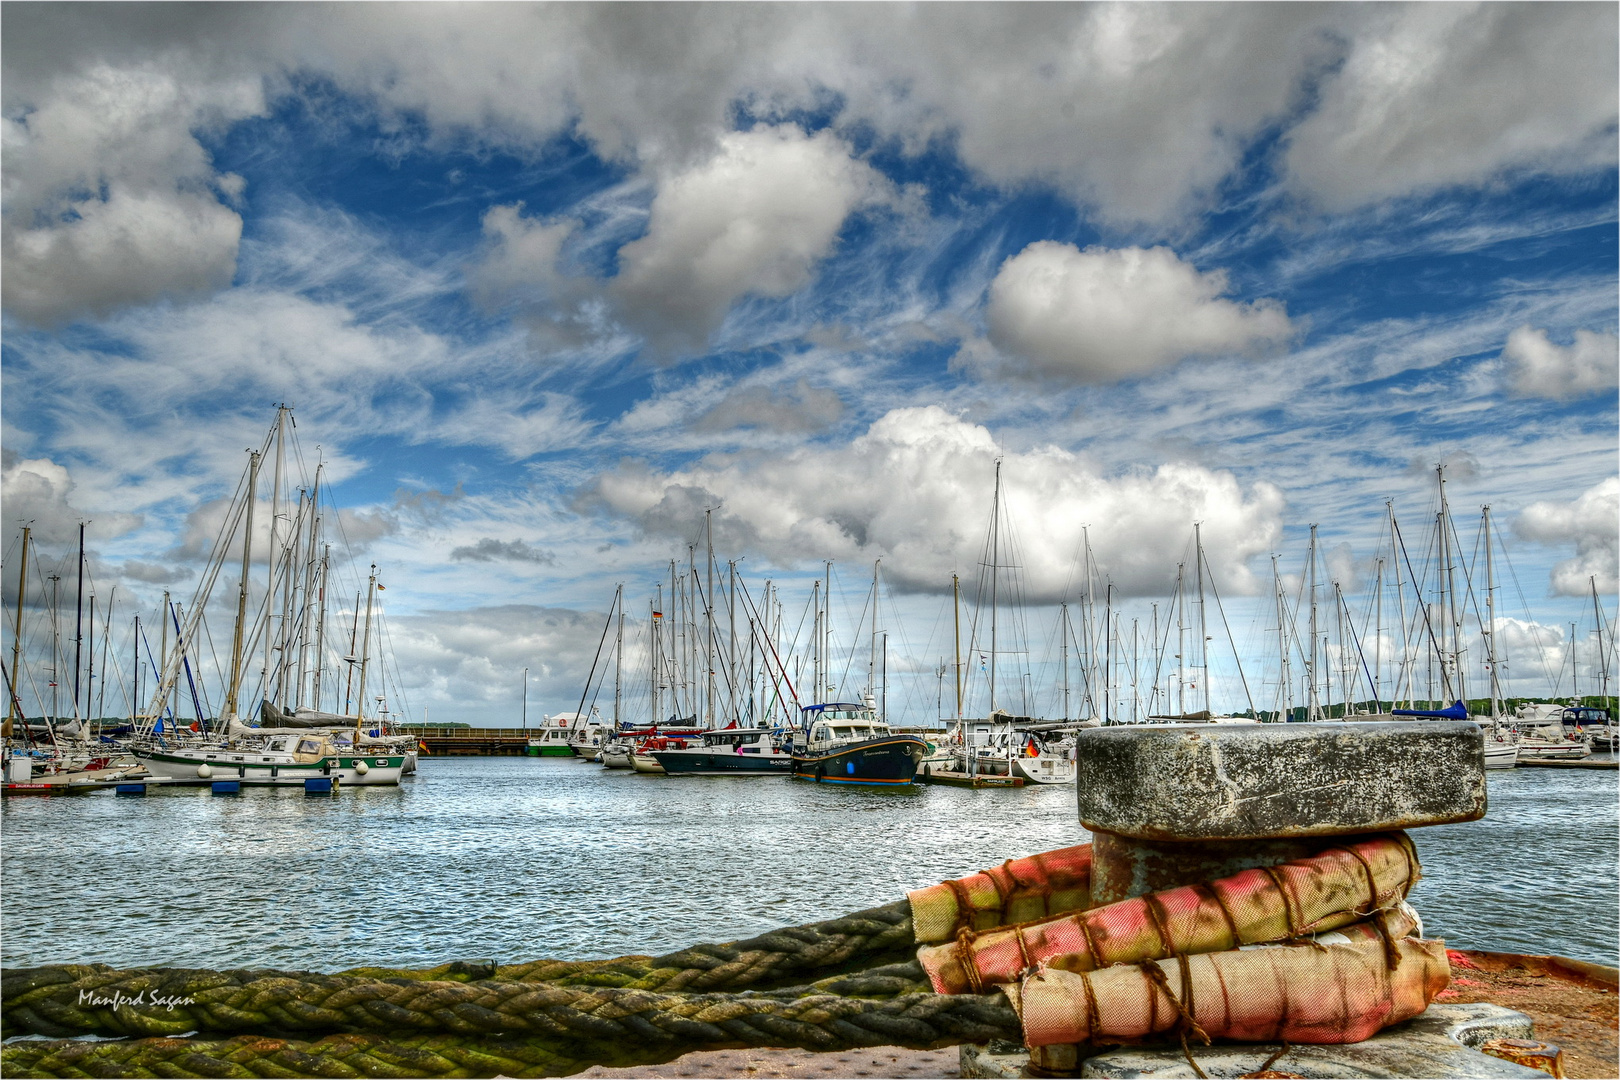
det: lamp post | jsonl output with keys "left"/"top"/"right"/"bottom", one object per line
{"left": 522, "top": 667, "right": 528, "bottom": 731}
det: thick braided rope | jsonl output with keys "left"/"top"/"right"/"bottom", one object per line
{"left": 2, "top": 957, "right": 935, "bottom": 1042}
{"left": 2, "top": 901, "right": 918, "bottom": 1040}
{"left": 0, "top": 989, "right": 1021, "bottom": 1079}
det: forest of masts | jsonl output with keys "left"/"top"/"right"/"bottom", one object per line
{"left": 573, "top": 465, "right": 1616, "bottom": 731}
{"left": 4, "top": 407, "right": 412, "bottom": 730}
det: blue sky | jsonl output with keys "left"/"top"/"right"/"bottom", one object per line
{"left": 2, "top": 3, "right": 1616, "bottom": 726}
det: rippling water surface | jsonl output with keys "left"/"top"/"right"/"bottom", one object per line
{"left": 3, "top": 755, "right": 1615, "bottom": 970}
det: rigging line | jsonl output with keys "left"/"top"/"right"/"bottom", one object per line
{"left": 571, "top": 589, "right": 621, "bottom": 731}
{"left": 1200, "top": 550, "right": 1256, "bottom": 718}
{"left": 835, "top": 581, "right": 873, "bottom": 700}
{"left": 136, "top": 617, "right": 174, "bottom": 721}
{"left": 1337, "top": 586, "right": 1380, "bottom": 710}
{"left": 195, "top": 607, "right": 220, "bottom": 718}
{"left": 735, "top": 576, "right": 800, "bottom": 718}
{"left": 1393, "top": 512, "right": 1452, "bottom": 702}
{"left": 1491, "top": 513, "right": 1557, "bottom": 694}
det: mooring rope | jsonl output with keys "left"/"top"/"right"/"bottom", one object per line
{"left": 0, "top": 988, "right": 1021, "bottom": 1079}
{"left": 1, "top": 901, "right": 922, "bottom": 1042}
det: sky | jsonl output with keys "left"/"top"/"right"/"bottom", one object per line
{"left": 2, "top": 2, "right": 1616, "bottom": 728}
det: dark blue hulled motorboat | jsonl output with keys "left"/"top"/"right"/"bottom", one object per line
{"left": 789, "top": 703, "right": 926, "bottom": 786}
{"left": 648, "top": 726, "right": 793, "bottom": 775}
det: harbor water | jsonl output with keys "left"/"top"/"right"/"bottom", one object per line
{"left": 3, "top": 755, "right": 1616, "bottom": 971}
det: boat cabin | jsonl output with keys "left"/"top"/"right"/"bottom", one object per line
{"left": 700, "top": 728, "right": 777, "bottom": 753}
{"left": 796, "top": 704, "right": 891, "bottom": 750}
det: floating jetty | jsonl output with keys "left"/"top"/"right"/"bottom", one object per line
{"left": 1516, "top": 757, "right": 1618, "bottom": 769}
{"left": 915, "top": 769, "right": 1024, "bottom": 788}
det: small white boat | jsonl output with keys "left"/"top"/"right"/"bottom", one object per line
{"left": 1482, "top": 739, "right": 1519, "bottom": 769}
{"left": 1514, "top": 729, "right": 1590, "bottom": 760}
{"left": 1008, "top": 732, "right": 1077, "bottom": 785}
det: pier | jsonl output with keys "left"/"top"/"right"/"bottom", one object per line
{"left": 408, "top": 728, "right": 539, "bottom": 756}
{"left": 916, "top": 769, "right": 1024, "bottom": 788}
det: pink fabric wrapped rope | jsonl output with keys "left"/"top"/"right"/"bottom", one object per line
{"left": 919, "top": 833, "right": 1420, "bottom": 994}
{"left": 908, "top": 844, "right": 1093, "bottom": 943}
{"left": 1005, "top": 935, "right": 1450, "bottom": 1048}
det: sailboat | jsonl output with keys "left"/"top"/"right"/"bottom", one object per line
{"left": 130, "top": 408, "right": 409, "bottom": 786}
{"left": 955, "top": 463, "right": 1077, "bottom": 784}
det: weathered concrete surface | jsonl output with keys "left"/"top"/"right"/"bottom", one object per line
{"left": 1089, "top": 831, "right": 1340, "bottom": 905}
{"left": 1075, "top": 722, "right": 1486, "bottom": 841}
{"left": 959, "top": 1003, "right": 1546, "bottom": 1078}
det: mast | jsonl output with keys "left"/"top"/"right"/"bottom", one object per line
{"left": 1306, "top": 524, "right": 1321, "bottom": 721}
{"left": 1328, "top": 581, "right": 1342, "bottom": 716}
{"left": 1104, "top": 582, "right": 1113, "bottom": 723}
{"left": 811, "top": 578, "right": 820, "bottom": 706}
{"left": 49, "top": 573, "right": 61, "bottom": 722}
{"left": 1194, "top": 523, "right": 1209, "bottom": 715}
{"left": 311, "top": 544, "right": 330, "bottom": 712}
{"left": 824, "top": 561, "right": 832, "bottom": 703}
{"left": 296, "top": 463, "right": 322, "bottom": 709}
{"left": 355, "top": 565, "right": 377, "bottom": 723}
{"left": 158, "top": 588, "right": 170, "bottom": 695}
{"left": 1060, "top": 602, "right": 1070, "bottom": 721}
{"left": 1594, "top": 577, "right": 1612, "bottom": 702}
{"left": 1389, "top": 502, "right": 1412, "bottom": 709}
{"left": 1272, "top": 554, "right": 1290, "bottom": 720}
{"left": 705, "top": 509, "right": 715, "bottom": 727}
{"left": 1373, "top": 557, "right": 1384, "bottom": 710}
{"left": 1483, "top": 505, "right": 1501, "bottom": 717}
{"left": 1174, "top": 563, "right": 1185, "bottom": 715}
{"left": 1134, "top": 621, "right": 1146, "bottom": 722}
{"left": 614, "top": 583, "right": 624, "bottom": 726}
{"left": 97, "top": 587, "right": 114, "bottom": 720}
{"left": 130, "top": 612, "right": 138, "bottom": 725}
{"left": 7, "top": 525, "right": 30, "bottom": 731}
{"left": 668, "top": 560, "right": 679, "bottom": 716}
{"left": 650, "top": 591, "right": 661, "bottom": 725}
{"left": 869, "top": 559, "right": 881, "bottom": 704}
{"left": 275, "top": 490, "right": 301, "bottom": 707}
{"left": 1570, "top": 622, "right": 1579, "bottom": 702}
{"left": 727, "top": 560, "right": 736, "bottom": 721}
{"left": 1437, "top": 465, "right": 1465, "bottom": 703}
{"left": 225, "top": 450, "right": 260, "bottom": 723}
{"left": 1150, "top": 601, "right": 1162, "bottom": 715}
{"left": 73, "top": 521, "right": 85, "bottom": 716}
{"left": 952, "top": 572, "right": 963, "bottom": 718}
{"left": 263, "top": 405, "right": 286, "bottom": 707}
{"left": 86, "top": 593, "right": 95, "bottom": 723}
{"left": 521, "top": 667, "right": 528, "bottom": 729}
{"left": 880, "top": 631, "right": 888, "bottom": 720}
{"left": 988, "top": 459, "right": 1001, "bottom": 714}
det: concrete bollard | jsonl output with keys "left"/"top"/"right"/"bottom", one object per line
{"left": 961, "top": 720, "right": 1547, "bottom": 1079}
{"left": 1076, "top": 720, "right": 1487, "bottom": 904}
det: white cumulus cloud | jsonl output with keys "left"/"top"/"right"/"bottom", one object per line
{"left": 1514, "top": 478, "right": 1619, "bottom": 597}
{"left": 1283, "top": 4, "right": 1618, "bottom": 212}
{"left": 611, "top": 125, "right": 887, "bottom": 353}
{"left": 975, "top": 243, "right": 1294, "bottom": 384}
{"left": 1501, "top": 326, "right": 1619, "bottom": 400}
{"left": 2, "top": 61, "right": 263, "bottom": 324}
{"left": 0, "top": 452, "right": 143, "bottom": 546}
{"left": 588, "top": 406, "right": 1285, "bottom": 600}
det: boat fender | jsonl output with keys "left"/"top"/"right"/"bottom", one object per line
{"left": 354, "top": 760, "right": 369, "bottom": 775}
{"left": 196, "top": 763, "right": 213, "bottom": 779}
